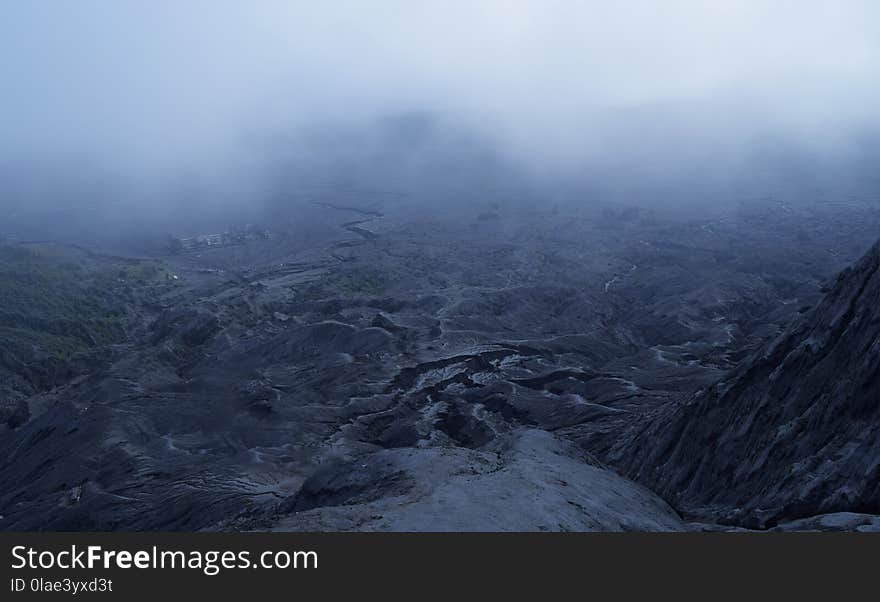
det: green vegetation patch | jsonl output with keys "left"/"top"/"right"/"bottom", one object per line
{"left": 0, "top": 245, "right": 129, "bottom": 358}
{"left": 299, "top": 267, "right": 389, "bottom": 299}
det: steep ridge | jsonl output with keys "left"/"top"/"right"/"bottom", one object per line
{"left": 610, "top": 240, "right": 880, "bottom": 528}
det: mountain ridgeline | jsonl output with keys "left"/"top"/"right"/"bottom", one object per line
{"left": 611, "top": 239, "right": 880, "bottom": 528}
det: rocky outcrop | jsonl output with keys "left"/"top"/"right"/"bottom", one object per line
{"left": 150, "top": 307, "right": 220, "bottom": 348}
{"left": 270, "top": 430, "right": 685, "bottom": 532}
{"left": 612, "top": 240, "right": 880, "bottom": 528}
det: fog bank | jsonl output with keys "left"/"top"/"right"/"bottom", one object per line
{"left": 3, "top": 1, "right": 880, "bottom": 241}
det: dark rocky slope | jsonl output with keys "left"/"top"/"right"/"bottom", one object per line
{"left": 610, "top": 240, "right": 880, "bottom": 528}
{"left": 2, "top": 201, "right": 879, "bottom": 531}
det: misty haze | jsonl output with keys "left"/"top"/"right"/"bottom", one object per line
{"left": 1, "top": 1, "right": 879, "bottom": 532}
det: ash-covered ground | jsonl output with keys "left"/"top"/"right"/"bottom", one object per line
{"left": 1, "top": 196, "right": 879, "bottom": 531}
